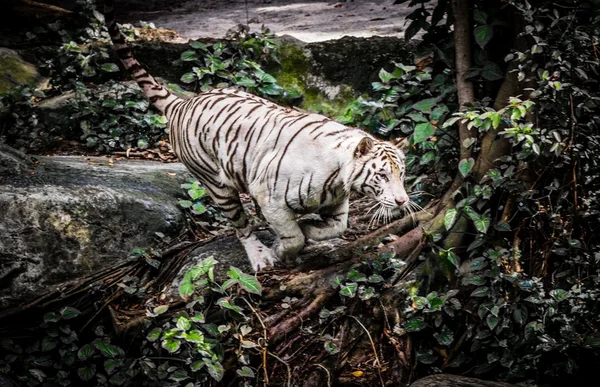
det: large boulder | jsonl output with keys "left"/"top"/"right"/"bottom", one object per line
{"left": 0, "top": 146, "right": 192, "bottom": 308}
{"left": 0, "top": 48, "right": 43, "bottom": 94}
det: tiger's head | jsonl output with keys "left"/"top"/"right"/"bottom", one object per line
{"left": 349, "top": 137, "right": 410, "bottom": 212}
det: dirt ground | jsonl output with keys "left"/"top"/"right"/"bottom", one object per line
{"left": 116, "top": 0, "right": 414, "bottom": 42}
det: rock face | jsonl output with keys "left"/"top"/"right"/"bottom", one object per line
{"left": 410, "top": 374, "right": 522, "bottom": 387}
{"left": 0, "top": 147, "right": 191, "bottom": 308}
{"left": 0, "top": 48, "right": 42, "bottom": 94}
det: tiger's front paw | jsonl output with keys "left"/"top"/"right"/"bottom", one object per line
{"left": 240, "top": 234, "right": 279, "bottom": 272}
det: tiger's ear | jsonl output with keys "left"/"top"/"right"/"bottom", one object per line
{"left": 354, "top": 137, "right": 374, "bottom": 158}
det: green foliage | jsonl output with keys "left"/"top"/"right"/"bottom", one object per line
{"left": 178, "top": 179, "right": 208, "bottom": 215}
{"left": 176, "top": 28, "right": 300, "bottom": 104}
{"left": 1, "top": 263, "right": 265, "bottom": 385}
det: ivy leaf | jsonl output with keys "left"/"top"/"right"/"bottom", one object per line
{"left": 179, "top": 280, "right": 195, "bottom": 297}
{"left": 378, "top": 68, "right": 395, "bottom": 83}
{"left": 481, "top": 62, "right": 504, "bottom": 81}
{"left": 404, "top": 318, "right": 426, "bottom": 332}
{"left": 474, "top": 25, "right": 493, "bottom": 48}
{"left": 444, "top": 208, "right": 458, "bottom": 230}
{"left": 206, "top": 361, "right": 224, "bottom": 382}
{"left": 162, "top": 338, "right": 181, "bottom": 353}
{"left": 408, "top": 113, "right": 429, "bottom": 123}
{"left": 217, "top": 298, "right": 243, "bottom": 314}
{"left": 177, "top": 316, "right": 192, "bottom": 331}
{"left": 60, "top": 306, "right": 81, "bottom": 320}
{"left": 94, "top": 342, "right": 120, "bottom": 358}
{"left": 180, "top": 72, "right": 196, "bottom": 84}
{"left": 416, "top": 349, "right": 438, "bottom": 364}
{"left": 104, "top": 359, "right": 122, "bottom": 375}
{"left": 77, "top": 344, "right": 95, "bottom": 361}
{"left": 191, "top": 313, "right": 205, "bottom": 323}
{"left": 474, "top": 215, "right": 490, "bottom": 234}
{"left": 41, "top": 337, "right": 58, "bottom": 352}
{"left": 446, "top": 251, "right": 460, "bottom": 268}
{"left": 433, "top": 326, "right": 454, "bottom": 346}
{"left": 470, "top": 287, "right": 489, "bottom": 297}
{"left": 146, "top": 328, "right": 162, "bottom": 342}
{"left": 487, "top": 314, "right": 500, "bottom": 330}
{"left": 412, "top": 98, "right": 436, "bottom": 113}
{"left": 474, "top": 9, "right": 487, "bottom": 24}
{"left": 101, "top": 63, "right": 119, "bottom": 72}
{"left": 413, "top": 122, "right": 435, "bottom": 144}
{"left": 237, "top": 273, "right": 262, "bottom": 295}
{"left": 153, "top": 305, "right": 169, "bottom": 315}
{"left": 236, "top": 366, "right": 255, "bottom": 378}
{"left": 339, "top": 282, "right": 358, "bottom": 298}
{"left": 324, "top": 341, "right": 340, "bottom": 354}
{"left": 77, "top": 365, "right": 96, "bottom": 381}
{"left": 184, "top": 330, "right": 204, "bottom": 343}
{"left": 181, "top": 50, "right": 199, "bottom": 61}
{"left": 458, "top": 158, "right": 475, "bottom": 177}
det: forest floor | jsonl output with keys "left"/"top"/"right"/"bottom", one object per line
{"left": 117, "top": 0, "right": 414, "bottom": 42}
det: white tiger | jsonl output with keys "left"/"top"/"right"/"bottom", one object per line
{"left": 104, "top": 0, "right": 410, "bottom": 270}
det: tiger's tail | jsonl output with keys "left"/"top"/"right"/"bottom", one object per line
{"left": 103, "top": 0, "right": 181, "bottom": 113}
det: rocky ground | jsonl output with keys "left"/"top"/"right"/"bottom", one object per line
{"left": 115, "top": 0, "right": 414, "bottom": 42}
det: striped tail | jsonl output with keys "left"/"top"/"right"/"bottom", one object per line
{"left": 103, "top": 0, "right": 180, "bottom": 113}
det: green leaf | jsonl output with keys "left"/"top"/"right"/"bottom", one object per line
{"left": 94, "top": 342, "right": 120, "bottom": 358}
{"left": 458, "top": 158, "right": 475, "bottom": 177}
{"left": 378, "top": 68, "right": 395, "bottom": 83}
{"left": 41, "top": 337, "right": 58, "bottom": 352}
{"left": 161, "top": 338, "right": 180, "bottom": 353}
{"left": 413, "top": 122, "right": 435, "bottom": 144}
{"left": 444, "top": 208, "right": 458, "bottom": 230}
{"left": 206, "top": 361, "right": 224, "bottom": 382}
{"left": 29, "top": 368, "right": 47, "bottom": 382}
{"left": 474, "top": 25, "right": 493, "bottom": 48}
{"left": 146, "top": 328, "right": 162, "bottom": 342}
{"left": 487, "top": 314, "right": 500, "bottom": 330}
{"left": 78, "top": 365, "right": 96, "bottom": 381}
{"left": 184, "top": 330, "right": 204, "bottom": 343}
{"left": 481, "top": 62, "right": 504, "bottom": 81}
{"left": 217, "top": 297, "right": 243, "bottom": 314}
{"left": 324, "top": 341, "right": 340, "bottom": 354}
{"left": 474, "top": 9, "right": 487, "bottom": 24}
{"left": 189, "top": 41, "right": 206, "bottom": 50}
{"left": 434, "top": 327, "right": 454, "bottom": 346}
{"left": 77, "top": 344, "right": 95, "bottom": 360}
{"left": 179, "top": 280, "right": 195, "bottom": 297}
{"left": 347, "top": 269, "right": 367, "bottom": 282}
{"left": 339, "top": 282, "right": 358, "bottom": 298}
{"left": 416, "top": 349, "right": 438, "bottom": 364}
{"left": 236, "top": 366, "right": 255, "bottom": 378}
{"left": 101, "top": 63, "right": 119, "bottom": 72}
{"left": 180, "top": 72, "right": 196, "bottom": 84}
{"left": 177, "top": 316, "right": 192, "bottom": 331}
{"left": 408, "top": 113, "right": 428, "bottom": 123}
{"left": 474, "top": 215, "right": 490, "bottom": 234}
{"left": 446, "top": 251, "right": 460, "bottom": 268}
{"left": 404, "top": 318, "right": 426, "bottom": 332}
{"left": 550, "top": 289, "right": 569, "bottom": 302}
{"left": 412, "top": 98, "right": 436, "bottom": 113}
{"left": 60, "top": 306, "right": 81, "bottom": 320}
{"left": 181, "top": 50, "right": 199, "bottom": 61}
{"left": 191, "top": 313, "right": 205, "bottom": 323}
{"left": 236, "top": 77, "right": 257, "bottom": 88}
{"left": 153, "top": 305, "right": 169, "bottom": 315}
{"left": 237, "top": 273, "right": 262, "bottom": 295}
{"left": 104, "top": 359, "right": 122, "bottom": 375}
{"left": 44, "top": 312, "right": 60, "bottom": 323}
{"left": 256, "top": 71, "right": 277, "bottom": 84}
{"left": 368, "top": 274, "right": 384, "bottom": 283}
{"left": 470, "top": 287, "right": 489, "bottom": 297}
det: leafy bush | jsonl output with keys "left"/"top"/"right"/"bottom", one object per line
{"left": 176, "top": 29, "right": 301, "bottom": 104}
{"left": 0, "top": 259, "right": 265, "bottom": 386}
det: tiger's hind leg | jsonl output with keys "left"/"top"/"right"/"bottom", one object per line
{"left": 299, "top": 199, "right": 349, "bottom": 241}
{"left": 206, "top": 185, "right": 277, "bottom": 271}
{"left": 257, "top": 201, "right": 306, "bottom": 265}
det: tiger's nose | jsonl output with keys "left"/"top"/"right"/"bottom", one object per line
{"left": 395, "top": 197, "right": 408, "bottom": 207}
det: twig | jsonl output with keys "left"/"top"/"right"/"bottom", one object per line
{"left": 345, "top": 315, "right": 385, "bottom": 387}
{"left": 241, "top": 297, "right": 269, "bottom": 386}
{"left": 312, "top": 363, "right": 331, "bottom": 387}
{"left": 269, "top": 352, "right": 292, "bottom": 387}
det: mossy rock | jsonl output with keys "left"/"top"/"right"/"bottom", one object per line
{"left": 0, "top": 48, "right": 42, "bottom": 94}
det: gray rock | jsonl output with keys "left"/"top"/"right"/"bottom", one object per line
{"left": 0, "top": 149, "right": 192, "bottom": 308}
{"left": 410, "top": 374, "right": 527, "bottom": 387}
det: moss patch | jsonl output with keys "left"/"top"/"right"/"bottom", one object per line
{"left": 0, "top": 49, "right": 40, "bottom": 94}
{"left": 271, "top": 40, "right": 359, "bottom": 118}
